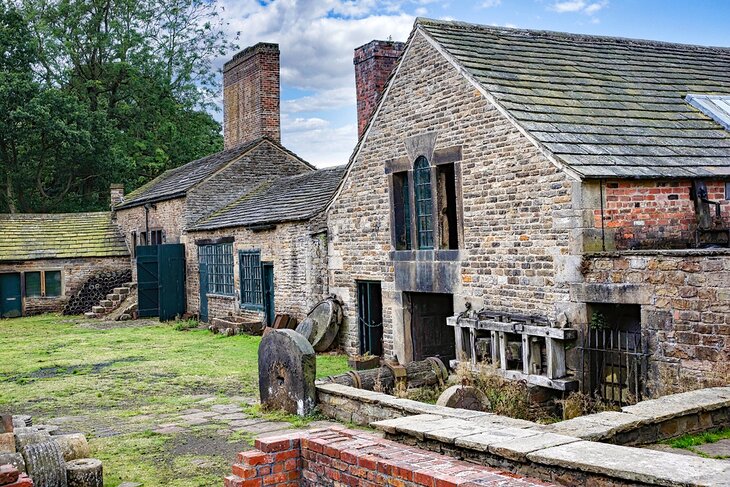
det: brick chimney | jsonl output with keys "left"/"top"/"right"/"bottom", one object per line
{"left": 223, "top": 42, "right": 281, "bottom": 149}
{"left": 110, "top": 183, "right": 124, "bottom": 208}
{"left": 353, "top": 40, "right": 405, "bottom": 138}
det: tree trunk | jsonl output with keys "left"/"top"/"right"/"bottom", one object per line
{"left": 321, "top": 358, "right": 447, "bottom": 392}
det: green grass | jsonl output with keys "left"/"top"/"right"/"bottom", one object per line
{"left": 667, "top": 427, "right": 730, "bottom": 457}
{"left": 0, "top": 314, "right": 350, "bottom": 486}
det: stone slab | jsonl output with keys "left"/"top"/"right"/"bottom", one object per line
{"left": 455, "top": 427, "right": 541, "bottom": 453}
{"left": 621, "top": 387, "right": 730, "bottom": 421}
{"left": 527, "top": 440, "right": 730, "bottom": 485}
{"left": 542, "top": 411, "right": 647, "bottom": 440}
{"left": 212, "top": 413, "right": 248, "bottom": 422}
{"left": 370, "top": 414, "right": 444, "bottom": 436}
{"left": 488, "top": 432, "right": 580, "bottom": 462}
{"left": 694, "top": 439, "right": 730, "bottom": 459}
{"left": 0, "top": 433, "right": 15, "bottom": 453}
{"left": 210, "top": 404, "right": 243, "bottom": 414}
{"left": 466, "top": 414, "right": 538, "bottom": 430}
{"left": 421, "top": 418, "right": 489, "bottom": 443}
{"left": 228, "top": 419, "right": 268, "bottom": 428}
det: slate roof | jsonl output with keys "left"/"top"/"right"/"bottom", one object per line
{"left": 0, "top": 212, "right": 129, "bottom": 261}
{"left": 417, "top": 18, "right": 730, "bottom": 178}
{"left": 116, "top": 137, "right": 314, "bottom": 209}
{"left": 190, "top": 166, "right": 346, "bottom": 231}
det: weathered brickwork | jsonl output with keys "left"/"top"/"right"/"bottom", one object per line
{"left": 0, "top": 257, "right": 130, "bottom": 315}
{"left": 328, "top": 31, "right": 578, "bottom": 360}
{"left": 581, "top": 250, "right": 730, "bottom": 386}
{"left": 589, "top": 180, "right": 729, "bottom": 251}
{"left": 186, "top": 217, "right": 328, "bottom": 323}
{"left": 184, "top": 143, "right": 312, "bottom": 227}
{"left": 114, "top": 197, "right": 186, "bottom": 248}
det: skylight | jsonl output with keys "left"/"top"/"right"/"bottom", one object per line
{"left": 686, "top": 94, "right": 730, "bottom": 131}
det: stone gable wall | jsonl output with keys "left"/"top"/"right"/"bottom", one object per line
{"left": 0, "top": 256, "right": 131, "bottom": 315}
{"left": 186, "top": 216, "right": 328, "bottom": 323}
{"left": 327, "top": 31, "right": 579, "bottom": 360}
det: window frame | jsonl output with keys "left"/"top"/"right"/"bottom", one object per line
{"left": 239, "top": 249, "right": 264, "bottom": 310}
{"left": 198, "top": 242, "right": 235, "bottom": 296}
{"left": 23, "top": 270, "right": 63, "bottom": 298}
{"left": 414, "top": 156, "right": 435, "bottom": 250}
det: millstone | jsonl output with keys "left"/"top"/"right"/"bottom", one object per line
{"left": 0, "top": 452, "right": 26, "bottom": 473}
{"left": 15, "top": 430, "right": 51, "bottom": 451}
{"left": 436, "top": 385, "right": 491, "bottom": 411}
{"left": 53, "top": 434, "right": 90, "bottom": 462}
{"left": 66, "top": 458, "right": 103, "bottom": 487}
{"left": 258, "top": 329, "right": 316, "bottom": 416}
{"left": 294, "top": 318, "right": 315, "bottom": 342}
{"left": 301, "top": 298, "right": 343, "bottom": 352}
{"left": 22, "top": 440, "right": 67, "bottom": 487}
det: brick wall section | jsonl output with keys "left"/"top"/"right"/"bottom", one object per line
{"left": 354, "top": 40, "right": 405, "bottom": 138}
{"left": 0, "top": 464, "right": 32, "bottom": 486}
{"left": 329, "top": 31, "right": 578, "bottom": 359}
{"left": 0, "top": 257, "right": 130, "bottom": 315}
{"left": 184, "top": 142, "right": 313, "bottom": 227}
{"left": 223, "top": 427, "right": 554, "bottom": 487}
{"left": 582, "top": 251, "right": 730, "bottom": 388}
{"left": 594, "top": 180, "right": 729, "bottom": 250}
{"left": 187, "top": 217, "right": 328, "bottom": 323}
{"left": 223, "top": 43, "right": 280, "bottom": 149}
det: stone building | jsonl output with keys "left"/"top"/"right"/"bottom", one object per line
{"left": 327, "top": 18, "right": 730, "bottom": 397}
{"left": 0, "top": 213, "right": 129, "bottom": 317}
{"left": 113, "top": 42, "right": 344, "bottom": 325}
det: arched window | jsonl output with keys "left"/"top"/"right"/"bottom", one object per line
{"left": 414, "top": 156, "right": 434, "bottom": 249}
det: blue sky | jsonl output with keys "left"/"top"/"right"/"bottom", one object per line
{"left": 213, "top": 1, "right": 730, "bottom": 166}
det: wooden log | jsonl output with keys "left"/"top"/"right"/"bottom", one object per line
{"left": 321, "top": 358, "right": 447, "bottom": 392}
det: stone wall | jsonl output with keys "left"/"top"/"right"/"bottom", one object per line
{"left": 0, "top": 256, "right": 131, "bottom": 316}
{"left": 186, "top": 217, "right": 328, "bottom": 323}
{"left": 114, "top": 197, "right": 186, "bottom": 249}
{"left": 578, "top": 250, "right": 730, "bottom": 388}
{"left": 328, "top": 30, "right": 579, "bottom": 360}
{"left": 584, "top": 179, "right": 729, "bottom": 251}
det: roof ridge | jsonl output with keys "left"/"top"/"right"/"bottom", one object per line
{"left": 415, "top": 17, "right": 730, "bottom": 53}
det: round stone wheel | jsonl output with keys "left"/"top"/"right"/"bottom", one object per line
{"left": 306, "top": 299, "right": 343, "bottom": 352}
{"left": 66, "top": 458, "right": 103, "bottom": 487}
{"left": 21, "top": 440, "right": 67, "bottom": 487}
{"left": 53, "top": 434, "right": 90, "bottom": 462}
{"left": 436, "top": 385, "right": 491, "bottom": 412}
{"left": 0, "top": 452, "right": 26, "bottom": 473}
{"left": 15, "top": 430, "right": 51, "bottom": 451}
{"left": 294, "top": 317, "right": 315, "bottom": 342}
{"left": 258, "top": 329, "right": 316, "bottom": 416}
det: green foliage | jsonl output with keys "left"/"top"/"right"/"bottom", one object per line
{"left": 172, "top": 318, "right": 200, "bottom": 331}
{"left": 0, "top": 0, "right": 235, "bottom": 213}
{"left": 668, "top": 427, "right": 730, "bottom": 450}
{"left": 589, "top": 311, "right": 608, "bottom": 330}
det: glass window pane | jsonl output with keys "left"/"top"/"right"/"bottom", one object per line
{"left": 26, "top": 272, "right": 41, "bottom": 297}
{"left": 45, "top": 271, "right": 62, "bottom": 297}
{"left": 414, "top": 156, "right": 434, "bottom": 249}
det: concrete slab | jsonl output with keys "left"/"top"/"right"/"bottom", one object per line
{"left": 455, "top": 427, "right": 540, "bottom": 453}
{"left": 488, "top": 433, "right": 581, "bottom": 462}
{"left": 527, "top": 440, "right": 730, "bottom": 485}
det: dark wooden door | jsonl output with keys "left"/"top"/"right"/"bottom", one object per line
{"left": 136, "top": 245, "right": 159, "bottom": 318}
{"left": 262, "top": 263, "right": 275, "bottom": 326}
{"left": 358, "top": 281, "right": 383, "bottom": 356}
{"left": 158, "top": 244, "right": 186, "bottom": 321}
{"left": 199, "top": 262, "right": 209, "bottom": 323}
{"left": 0, "top": 273, "right": 22, "bottom": 318}
{"left": 409, "top": 292, "right": 455, "bottom": 362}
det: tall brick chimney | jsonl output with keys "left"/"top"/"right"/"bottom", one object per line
{"left": 223, "top": 42, "right": 281, "bottom": 149}
{"left": 110, "top": 183, "right": 124, "bottom": 208}
{"left": 353, "top": 40, "right": 405, "bottom": 138}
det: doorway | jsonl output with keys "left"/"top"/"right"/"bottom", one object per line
{"left": 262, "top": 263, "right": 275, "bottom": 327}
{"left": 358, "top": 281, "right": 383, "bottom": 356}
{"left": 0, "top": 273, "right": 22, "bottom": 318}
{"left": 405, "top": 292, "right": 455, "bottom": 362}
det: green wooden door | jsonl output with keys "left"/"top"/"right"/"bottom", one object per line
{"left": 158, "top": 244, "right": 186, "bottom": 321}
{"left": 0, "top": 273, "right": 22, "bottom": 318}
{"left": 262, "top": 263, "right": 275, "bottom": 326}
{"left": 136, "top": 245, "right": 159, "bottom": 317}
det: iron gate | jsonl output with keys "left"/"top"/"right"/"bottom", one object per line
{"left": 578, "top": 327, "right": 649, "bottom": 405}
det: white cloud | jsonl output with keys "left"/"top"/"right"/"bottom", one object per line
{"left": 481, "top": 0, "right": 502, "bottom": 8}
{"left": 282, "top": 87, "right": 355, "bottom": 114}
{"left": 550, "top": 0, "right": 607, "bottom": 16}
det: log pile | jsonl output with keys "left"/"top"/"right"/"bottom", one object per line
{"left": 62, "top": 270, "right": 132, "bottom": 315}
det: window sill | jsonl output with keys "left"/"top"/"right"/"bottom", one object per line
{"left": 390, "top": 249, "right": 463, "bottom": 262}
{"left": 206, "top": 293, "right": 235, "bottom": 300}
{"left": 26, "top": 296, "right": 62, "bottom": 300}
{"left": 240, "top": 304, "right": 264, "bottom": 312}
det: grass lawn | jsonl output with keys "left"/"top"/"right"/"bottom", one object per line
{"left": 0, "top": 314, "right": 350, "bottom": 486}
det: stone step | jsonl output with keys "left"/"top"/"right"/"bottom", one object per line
{"left": 99, "top": 300, "right": 113, "bottom": 307}
{"left": 108, "top": 293, "right": 122, "bottom": 302}
{"left": 114, "top": 287, "right": 130, "bottom": 295}
{"left": 92, "top": 306, "right": 107, "bottom": 314}
{"left": 84, "top": 312, "right": 98, "bottom": 319}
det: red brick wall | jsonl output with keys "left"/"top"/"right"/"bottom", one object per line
{"left": 596, "top": 180, "right": 729, "bottom": 250}
{"left": 224, "top": 427, "right": 553, "bottom": 487}
{"left": 354, "top": 40, "right": 405, "bottom": 138}
{"left": 223, "top": 43, "right": 281, "bottom": 148}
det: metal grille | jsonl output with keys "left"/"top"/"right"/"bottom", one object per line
{"left": 239, "top": 250, "right": 262, "bottom": 307}
{"left": 578, "top": 327, "right": 648, "bottom": 405}
{"left": 414, "top": 156, "right": 433, "bottom": 249}
{"left": 198, "top": 243, "right": 234, "bottom": 295}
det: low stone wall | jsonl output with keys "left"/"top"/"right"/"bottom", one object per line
{"left": 223, "top": 426, "right": 554, "bottom": 487}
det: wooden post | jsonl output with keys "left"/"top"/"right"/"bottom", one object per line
{"left": 546, "top": 337, "right": 566, "bottom": 379}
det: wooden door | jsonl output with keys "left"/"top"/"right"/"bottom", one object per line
{"left": 0, "top": 273, "right": 22, "bottom": 318}
{"left": 409, "top": 292, "right": 455, "bottom": 362}
{"left": 262, "top": 263, "right": 275, "bottom": 326}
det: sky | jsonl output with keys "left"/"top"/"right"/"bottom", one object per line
{"left": 210, "top": 0, "right": 730, "bottom": 167}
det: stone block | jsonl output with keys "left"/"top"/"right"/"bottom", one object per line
{"left": 570, "top": 283, "right": 652, "bottom": 305}
{"left": 0, "top": 432, "right": 15, "bottom": 453}
{"left": 488, "top": 432, "right": 580, "bottom": 462}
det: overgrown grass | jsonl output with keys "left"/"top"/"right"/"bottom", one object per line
{"left": 667, "top": 427, "right": 730, "bottom": 457}
{"left": 0, "top": 314, "right": 350, "bottom": 486}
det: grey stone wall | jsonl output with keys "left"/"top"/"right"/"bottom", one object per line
{"left": 0, "top": 256, "right": 131, "bottom": 315}
{"left": 327, "top": 31, "right": 579, "bottom": 360}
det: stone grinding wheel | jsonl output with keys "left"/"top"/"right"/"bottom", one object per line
{"left": 53, "top": 434, "right": 91, "bottom": 462}
{"left": 436, "top": 385, "right": 491, "bottom": 412}
{"left": 303, "top": 298, "right": 343, "bottom": 352}
{"left": 294, "top": 317, "right": 315, "bottom": 342}
{"left": 0, "top": 452, "right": 26, "bottom": 473}
{"left": 15, "top": 430, "right": 51, "bottom": 451}
{"left": 66, "top": 458, "right": 103, "bottom": 487}
{"left": 258, "top": 329, "right": 316, "bottom": 417}
{"left": 22, "top": 440, "right": 68, "bottom": 487}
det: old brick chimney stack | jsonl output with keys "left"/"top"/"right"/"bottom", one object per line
{"left": 110, "top": 183, "right": 124, "bottom": 208}
{"left": 223, "top": 42, "right": 281, "bottom": 149}
{"left": 353, "top": 40, "right": 405, "bottom": 138}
